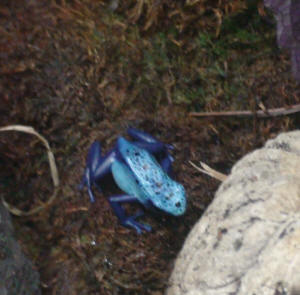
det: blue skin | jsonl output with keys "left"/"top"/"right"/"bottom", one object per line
{"left": 80, "top": 128, "right": 186, "bottom": 234}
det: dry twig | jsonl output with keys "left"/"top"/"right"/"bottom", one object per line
{"left": 189, "top": 161, "right": 227, "bottom": 182}
{"left": 189, "top": 104, "right": 300, "bottom": 118}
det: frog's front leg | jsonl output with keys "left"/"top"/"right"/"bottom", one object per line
{"left": 80, "top": 141, "right": 116, "bottom": 202}
{"left": 127, "top": 127, "right": 174, "bottom": 175}
{"left": 108, "top": 194, "right": 152, "bottom": 234}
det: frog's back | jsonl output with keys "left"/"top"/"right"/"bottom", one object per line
{"left": 117, "top": 137, "right": 186, "bottom": 215}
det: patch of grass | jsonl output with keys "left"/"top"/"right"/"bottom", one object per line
{"left": 108, "top": 2, "right": 275, "bottom": 110}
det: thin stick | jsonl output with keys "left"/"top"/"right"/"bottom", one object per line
{"left": 189, "top": 103, "right": 300, "bottom": 118}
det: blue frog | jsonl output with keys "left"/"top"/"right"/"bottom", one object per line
{"left": 80, "top": 128, "right": 186, "bottom": 234}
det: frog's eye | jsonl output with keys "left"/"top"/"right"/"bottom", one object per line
{"left": 175, "top": 202, "right": 181, "bottom": 208}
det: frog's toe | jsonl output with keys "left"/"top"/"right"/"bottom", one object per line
{"left": 123, "top": 217, "right": 152, "bottom": 234}
{"left": 165, "top": 143, "right": 174, "bottom": 151}
{"left": 139, "top": 222, "right": 152, "bottom": 232}
{"left": 87, "top": 187, "right": 95, "bottom": 203}
{"left": 78, "top": 179, "right": 85, "bottom": 191}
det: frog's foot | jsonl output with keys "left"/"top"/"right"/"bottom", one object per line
{"left": 79, "top": 166, "right": 95, "bottom": 202}
{"left": 127, "top": 127, "right": 174, "bottom": 176}
{"left": 80, "top": 141, "right": 105, "bottom": 203}
{"left": 109, "top": 195, "right": 152, "bottom": 234}
{"left": 123, "top": 217, "right": 152, "bottom": 234}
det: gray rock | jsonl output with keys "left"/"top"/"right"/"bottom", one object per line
{"left": 167, "top": 131, "right": 300, "bottom": 295}
{"left": 0, "top": 203, "right": 40, "bottom": 295}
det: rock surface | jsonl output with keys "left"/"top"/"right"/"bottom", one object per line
{"left": 0, "top": 203, "right": 41, "bottom": 295}
{"left": 167, "top": 131, "right": 300, "bottom": 295}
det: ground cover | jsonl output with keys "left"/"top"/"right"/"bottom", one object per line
{"left": 0, "top": 0, "right": 299, "bottom": 293}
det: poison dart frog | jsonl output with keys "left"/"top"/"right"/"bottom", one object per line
{"left": 80, "top": 128, "right": 186, "bottom": 234}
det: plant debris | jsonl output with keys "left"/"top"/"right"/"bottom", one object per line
{"left": 0, "top": 125, "right": 59, "bottom": 216}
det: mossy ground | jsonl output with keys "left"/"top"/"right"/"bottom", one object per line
{"left": 0, "top": 0, "right": 299, "bottom": 294}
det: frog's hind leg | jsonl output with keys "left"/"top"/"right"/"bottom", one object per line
{"left": 159, "top": 155, "right": 174, "bottom": 176}
{"left": 80, "top": 141, "right": 116, "bottom": 202}
{"left": 108, "top": 194, "right": 152, "bottom": 234}
{"left": 127, "top": 127, "right": 174, "bottom": 175}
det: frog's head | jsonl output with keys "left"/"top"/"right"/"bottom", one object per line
{"left": 150, "top": 180, "right": 186, "bottom": 216}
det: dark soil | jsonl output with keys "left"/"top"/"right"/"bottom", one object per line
{"left": 0, "top": 0, "right": 299, "bottom": 294}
